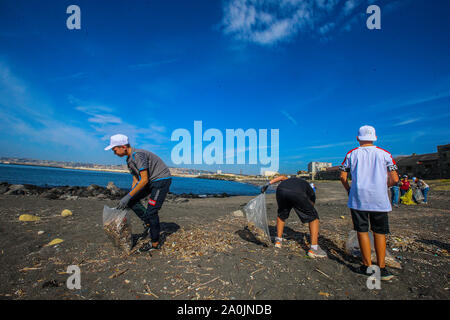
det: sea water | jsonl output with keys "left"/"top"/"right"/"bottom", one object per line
{"left": 0, "top": 164, "right": 262, "bottom": 196}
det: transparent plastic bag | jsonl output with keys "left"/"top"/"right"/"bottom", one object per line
{"left": 346, "top": 230, "right": 401, "bottom": 269}
{"left": 413, "top": 188, "right": 424, "bottom": 203}
{"left": 243, "top": 193, "right": 271, "bottom": 245}
{"left": 103, "top": 205, "right": 133, "bottom": 253}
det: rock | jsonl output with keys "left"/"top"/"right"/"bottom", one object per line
{"left": 45, "top": 238, "right": 64, "bottom": 247}
{"left": 61, "top": 209, "right": 73, "bottom": 217}
{"left": 19, "top": 214, "right": 40, "bottom": 222}
{"left": 106, "top": 181, "right": 121, "bottom": 196}
{"left": 0, "top": 183, "right": 9, "bottom": 194}
{"left": 232, "top": 210, "right": 244, "bottom": 217}
{"left": 5, "top": 184, "right": 26, "bottom": 195}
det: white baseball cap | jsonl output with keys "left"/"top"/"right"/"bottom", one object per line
{"left": 104, "top": 134, "right": 129, "bottom": 150}
{"left": 357, "top": 125, "right": 377, "bottom": 142}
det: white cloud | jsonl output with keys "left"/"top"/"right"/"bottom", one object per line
{"left": 221, "top": 0, "right": 404, "bottom": 45}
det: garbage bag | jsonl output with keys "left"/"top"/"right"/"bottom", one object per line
{"left": 400, "top": 189, "right": 416, "bottom": 205}
{"left": 243, "top": 193, "right": 271, "bottom": 245}
{"left": 413, "top": 188, "right": 424, "bottom": 203}
{"left": 103, "top": 205, "right": 133, "bottom": 253}
{"left": 346, "top": 230, "right": 402, "bottom": 269}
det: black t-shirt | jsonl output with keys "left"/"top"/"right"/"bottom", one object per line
{"left": 278, "top": 178, "right": 316, "bottom": 203}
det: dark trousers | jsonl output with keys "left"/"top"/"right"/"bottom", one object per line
{"left": 127, "top": 178, "right": 172, "bottom": 243}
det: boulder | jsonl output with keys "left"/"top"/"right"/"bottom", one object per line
{"left": 61, "top": 209, "right": 73, "bottom": 217}
{"left": 106, "top": 181, "right": 121, "bottom": 196}
{"left": 5, "top": 184, "right": 26, "bottom": 195}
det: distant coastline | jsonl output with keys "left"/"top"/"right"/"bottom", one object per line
{"left": 0, "top": 162, "right": 269, "bottom": 188}
{"left": 0, "top": 162, "right": 129, "bottom": 174}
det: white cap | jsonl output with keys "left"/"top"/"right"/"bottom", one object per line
{"left": 357, "top": 125, "right": 377, "bottom": 142}
{"left": 104, "top": 134, "right": 129, "bottom": 150}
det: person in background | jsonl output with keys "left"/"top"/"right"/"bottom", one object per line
{"left": 413, "top": 177, "right": 430, "bottom": 204}
{"left": 340, "top": 125, "right": 399, "bottom": 281}
{"left": 390, "top": 180, "right": 400, "bottom": 208}
{"left": 400, "top": 175, "right": 410, "bottom": 196}
{"left": 261, "top": 176, "right": 326, "bottom": 258}
{"left": 105, "top": 134, "right": 172, "bottom": 253}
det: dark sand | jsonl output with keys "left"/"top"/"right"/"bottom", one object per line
{"left": 0, "top": 181, "right": 448, "bottom": 300}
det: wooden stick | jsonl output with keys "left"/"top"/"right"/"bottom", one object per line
{"left": 108, "top": 268, "right": 128, "bottom": 279}
{"left": 315, "top": 268, "right": 331, "bottom": 279}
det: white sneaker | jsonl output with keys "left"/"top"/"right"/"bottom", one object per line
{"left": 274, "top": 237, "right": 283, "bottom": 248}
{"left": 307, "top": 246, "right": 327, "bottom": 258}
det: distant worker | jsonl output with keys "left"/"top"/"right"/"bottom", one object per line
{"left": 390, "top": 180, "right": 400, "bottom": 208}
{"left": 105, "top": 134, "right": 172, "bottom": 253}
{"left": 339, "top": 125, "right": 399, "bottom": 281}
{"left": 413, "top": 177, "right": 430, "bottom": 204}
{"left": 261, "top": 176, "right": 326, "bottom": 258}
{"left": 400, "top": 175, "right": 410, "bottom": 196}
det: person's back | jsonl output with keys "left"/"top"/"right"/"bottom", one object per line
{"left": 278, "top": 177, "right": 315, "bottom": 202}
{"left": 343, "top": 146, "right": 395, "bottom": 212}
{"left": 127, "top": 148, "right": 171, "bottom": 182}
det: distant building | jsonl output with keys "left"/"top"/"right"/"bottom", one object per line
{"left": 308, "top": 162, "right": 332, "bottom": 173}
{"left": 395, "top": 143, "right": 450, "bottom": 179}
{"left": 217, "top": 170, "right": 222, "bottom": 174}
{"left": 315, "top": 166, "right": 342, "bottom": 180}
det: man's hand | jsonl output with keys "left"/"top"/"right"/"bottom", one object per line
{"left": 261, "top": 183, "right": 270, "bottom": 193}
{"left": 117, "top": 194, "right": 132, "bottom": 210}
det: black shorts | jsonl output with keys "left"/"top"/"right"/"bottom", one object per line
{"left": 276, "top": 187, "right": 319, "bottom": 223}
{"left": 350, "top": 209, "right": 389, "bottom": 234}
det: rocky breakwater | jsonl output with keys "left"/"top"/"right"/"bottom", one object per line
{"left": 0, "top": 181, "right": 231, "bottom": 203}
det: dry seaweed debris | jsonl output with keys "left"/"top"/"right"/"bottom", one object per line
{"left": 103, "top": 215, "right": 133, "bottom": 253}
{"left": 160, "top": 216, "right": 246, "bottom": 261}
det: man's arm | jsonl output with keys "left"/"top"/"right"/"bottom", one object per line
{"left": 131, "top": 175, "right": 138, "bottom": 189}
{"left": 387, "top": 170, "right": 399, "bottom": 187}
{"left": 340, "top": 171, "right": 351, "bottom": 193}
{"left": 269, "top": 175, "right": 289, "bottom": 185}
{"left": 128, "top": 170, "right": 149, "bottom": 197}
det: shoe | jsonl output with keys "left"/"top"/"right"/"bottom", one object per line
{"left": 380, "top": 267, "right": 394, "bottom": 281}
{"left": 359, "top": 265, "right": 369, "bottom": 274}
{"left": 137, "top": 241, "right": 160, "bottom": 253}
{"left": 274, "top": 237, "right": 283, "bottom": 248}
{"left": 359, "top": 265, "right": 394, "bottom": 281}
{"left": 307, "top": 246, "right": 327, "bottom": 258}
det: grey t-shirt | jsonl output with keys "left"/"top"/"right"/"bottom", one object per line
{"left": 126, "top": 148, "right": 171, "bottom": 182}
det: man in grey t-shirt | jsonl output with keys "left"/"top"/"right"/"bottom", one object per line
{"left": 105, "top": 134, "right": 172, "bottom": 252}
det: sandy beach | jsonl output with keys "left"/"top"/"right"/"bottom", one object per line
{"left": 0, "top": 180, "right": 448, "bottom": 300}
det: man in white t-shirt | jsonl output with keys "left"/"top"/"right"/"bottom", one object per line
{"left": 339, "top": 125, "right": 399, "bottom": 281}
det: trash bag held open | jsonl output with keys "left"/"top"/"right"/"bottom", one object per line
{"left": 346, "top": 230, "right": 402, "bottom": 269}
{"left": 243, "top": 193, "right": 271, "bottom": 245}
{"left": 103, "top": 205, "right": 133, "bottom": 253}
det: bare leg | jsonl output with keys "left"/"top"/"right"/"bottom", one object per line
{"left": 373, "top": 232, "right": 386, "bottom": 268}
{"left": 276, "top": 216, "right": 285, "bottom": 238}
{"left": 309, "top": 218, "right": 319, "bottom": 245}
{"left": 357, "top": 232, "right": 372, "bottom": 266}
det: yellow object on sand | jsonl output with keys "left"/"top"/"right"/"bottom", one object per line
{"left": 19, "top": 214, "right": 41, "bottom": 222}
{"left": 61, "top": 209, "right": 73, "bottom": 217}
{"left": 400, "top": 189, "right": 416, "bottom": 205}
{"left": 45, "top": 238, "right": 64, "bottom": 247}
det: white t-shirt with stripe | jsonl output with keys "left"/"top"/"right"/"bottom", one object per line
{"left": 340, "top": 146, "right": 397, "bottom": 212}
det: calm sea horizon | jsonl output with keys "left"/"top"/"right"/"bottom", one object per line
{"left": 0, "top": 163, "right": 264, "bottom": 196}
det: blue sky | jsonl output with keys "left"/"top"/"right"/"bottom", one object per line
{"left": 0, "top": 0, "right": 449, "bottom": 174}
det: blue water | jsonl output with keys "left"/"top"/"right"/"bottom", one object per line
{"left": 0, "top": 164, "right": 263, "bottom": 196}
